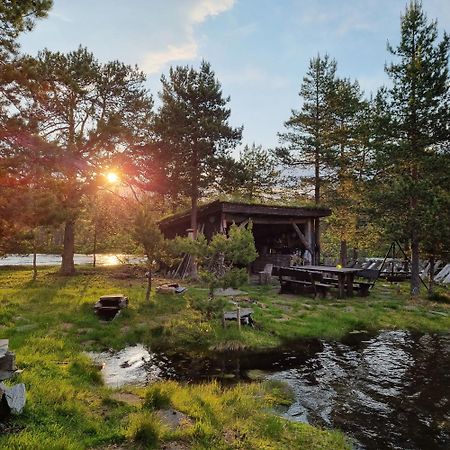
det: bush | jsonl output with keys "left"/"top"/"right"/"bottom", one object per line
{"left": 144, "top": 384, "right": 172, "bottom": 410}
{"left": 126, "top": 412, "right": 162, "bottom": 448}
{"left": 221, "top": 268, "right": 248, "bottom": 289}
{"left": 189, "top": 295, "right": 227, "bottom": 318}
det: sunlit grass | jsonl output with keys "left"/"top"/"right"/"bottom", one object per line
{"left": 0, "top": 265, "right": 448, "bottom": 448}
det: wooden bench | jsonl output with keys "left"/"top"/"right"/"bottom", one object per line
{"left": 278, "top": 267, "right": 331, "bottom": 298}
{"left": 321, "top": 276, "right": 372, "bottom": 297}
{"left": 321, "top": 267, "right": 379, "bottom": 297}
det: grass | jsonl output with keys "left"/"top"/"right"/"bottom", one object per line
{"left": 0, "top": 265, "right": 448, "bottom": 448}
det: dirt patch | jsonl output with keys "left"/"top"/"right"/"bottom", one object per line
{"left": 61, "top": 322, "right": 74, "bottom": 331}
{"left": 161, "top": 442, "right": 190, "bottom": 450}
{"left": 110, "top": 392, "right": 143, "bottom": 406}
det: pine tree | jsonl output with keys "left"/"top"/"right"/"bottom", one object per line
{"left": 278, "top": 54, "right": 337, "bottom": 263}
{"left": 233, "top": 144, "right": 281, "bottom": 201}
{"left": 325, "top": 78, "right": 371, "bottom": 265}
{"left": 12, "top": 47, "right": 153, "bottom": 274}
{"left": 152, "top": 61, "right": 242, "bottom": 276}
{"left": 375, "top": 1, "right": 450, "bottom": 295}
{"left": 278, "top": 54, "right": 337, "bottom": 205}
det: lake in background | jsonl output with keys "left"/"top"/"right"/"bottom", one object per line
{"left": 0, "top": 254, "right": 145, "bottom": 266}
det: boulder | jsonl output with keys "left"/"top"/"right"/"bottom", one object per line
{"left": 0, "top": 382, "right": 26, "bottom": 417}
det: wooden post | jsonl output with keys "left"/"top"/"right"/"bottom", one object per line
{"left": 237, "top": 306, "right": 241, "bottom": 332}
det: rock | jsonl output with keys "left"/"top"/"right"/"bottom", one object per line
{"left": 246, "top": 369, "right": 268, "bottom": 381}
{"left": 157, "top": 408, "right": 193, "bottom": 431}
{"left": 0, "top": 382, "right": 26, "bottom": 416}
{"left": 214, "top": 287, "right": 247, "bottom": 297}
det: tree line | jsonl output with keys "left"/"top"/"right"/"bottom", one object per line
{"left": 0, "top": 1, "right": 449, "bottom": 296}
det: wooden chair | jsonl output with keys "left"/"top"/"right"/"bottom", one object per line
{"left": 258, "top": 264, "right": 273, "bottom": 285}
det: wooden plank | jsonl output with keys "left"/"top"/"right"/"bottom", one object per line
{"left": 292, "top": 223, "right": 312, "bottom": 251}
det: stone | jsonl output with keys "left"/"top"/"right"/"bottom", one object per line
{"left": 0, "top": 382, "right": 26, "bottom": 416}
{"left": 157, "top": 408, "right": 193, "bottom": 431}
{"left": 213, "top": 287, "right": 247, "bottom": 297}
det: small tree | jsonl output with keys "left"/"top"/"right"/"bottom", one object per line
{"left": 133, "top": 208, "right": 165, "bottom": 302}
{"left": 170, "top": 223, "right": 258, "bottom": 298}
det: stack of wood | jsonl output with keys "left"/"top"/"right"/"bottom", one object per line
{"left": 0, "top": 340, "right": 26, "bottom": 418}
{"left": 0, "top": 340, "right": 16, "bottom": 381}
{"left": 94, "top": 294, "right": 128, "bottom": 321}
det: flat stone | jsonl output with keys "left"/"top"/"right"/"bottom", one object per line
{"left": 246, "top": 369, "right": 268, "bottom": 381}
{"left": 157, "top": 408, "right": 193, "bottom": 431}
{"left": 110, "top": 392, "right": 142, "bottom": 406}
{"left": 214, "top": 288, "right": 247, "bottom": 297}
{"left": 0, "top": 382, "right": 26, "bottom": 415}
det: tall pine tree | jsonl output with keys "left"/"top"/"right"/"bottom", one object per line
{"left": 152, "top": 61, "right": 242, "bottom": 276}
{"left": 375, "top": 1, "right": 450, "bottom": 295}
{"left": 278, "top": 54, "right": 337, "bottom": 263}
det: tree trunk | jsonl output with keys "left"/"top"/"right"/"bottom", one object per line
{"left": 61, "top": 219, "right": 76, "bottom": 275}
{"left": 410, "top": 231, "right": 420, "bottom": 296}
{"left": 314, "top": 151, "right": 320, "bottom": 205}
{"left": 340, "top": 240, "right": 347, "bottom": 267}
{"left": 190, "top": 190, "right": 198, "bottom": 279}
{"left": 32, "top": 248, "right": 37, "bottom": 281}
{"left": 352, "top": 247, "right": 358, "bottom": 261}
{"left": 145, "top": 267, "right": 152, "bottom": 302}
{"left": 428, "top": 253, "right": 435, "bottom": 296}
{"left": 93, "top": 225, "right": 97, "bottom": 268}
{"left": 313, "top": 218, "right": 320, "bottom": 265}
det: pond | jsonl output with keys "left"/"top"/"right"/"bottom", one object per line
{"left": 0, "top": 253, "right": 145, "bottom": 267}
{"left": 89, "top": 331, "right": 450, "bottom": 450}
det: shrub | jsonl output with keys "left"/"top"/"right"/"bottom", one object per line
{"left": 126, "top": 411, "right": 162, "bottom": 448}
{"left": 144, "top": 384, "right": 172, "bottom": 410}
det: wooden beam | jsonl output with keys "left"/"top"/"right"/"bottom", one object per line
{"left": 292, "top": 223, "right": 312, "bottom": 251}
{"left": 239, "top": 218, "right": 250, "bottom": 228}
{"left": 224, "top": 215, "right": 308, "bottom": 225}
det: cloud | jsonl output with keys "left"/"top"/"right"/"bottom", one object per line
{"left": 189, "top": 0, "right": 236, "bottom": 23}
{"left": 141, "top": 41, "right": 198, "bottom": 74}
{"left": 140, "top": 0, "right": 236, "bottom": 74}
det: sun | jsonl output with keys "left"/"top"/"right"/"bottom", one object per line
{"left": 106, "top": 172, "right": 119, "bottom": 184}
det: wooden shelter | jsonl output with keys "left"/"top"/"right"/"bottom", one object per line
{"left": 158, "top": 201, "right": 331, "bottom": 271}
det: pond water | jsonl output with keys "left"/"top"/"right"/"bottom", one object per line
{"left": 0, "top": 253, "right": 145, "bottom": 267}
{"left": 90, "top": 331, "right": 450, "bottom": 450}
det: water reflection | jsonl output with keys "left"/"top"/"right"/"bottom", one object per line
{"left": 150, "top": 331, "right": 449, "bottom": 450}
{"left": 268, "top": 331, "right": 450, "bottom": 450}
{"left": 85, "top": 332, "right": 449, "bottom": 449}
{"left": 0, "top": 253, "right": 145, "bottom": 267}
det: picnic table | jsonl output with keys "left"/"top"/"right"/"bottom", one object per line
{"left": 299, "top": 265, "right": 364, "bottom": 298}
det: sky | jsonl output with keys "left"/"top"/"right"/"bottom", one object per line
{"left": 19, "top": 0, "right": 450, "bottom": 153}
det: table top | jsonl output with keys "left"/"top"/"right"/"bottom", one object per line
{"left": 293, "top": 265, "right": 363, "bottom": 274}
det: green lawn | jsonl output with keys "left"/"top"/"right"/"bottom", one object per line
{"left": 0, "top": 265, "right": 448, "bottom": 449}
